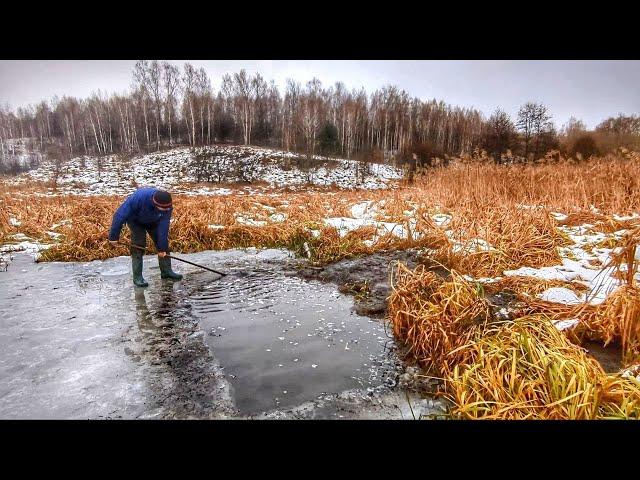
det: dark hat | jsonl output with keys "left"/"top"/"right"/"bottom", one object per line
{"left": 152, "top": 190, "right": 172, "bottom": 208}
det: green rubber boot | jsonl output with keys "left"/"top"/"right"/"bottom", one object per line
{"left": 159, "top": 255, "right": 183, "bottom": 281}
{"left": 132, "top": 252, "right": 149, "bottom": 287}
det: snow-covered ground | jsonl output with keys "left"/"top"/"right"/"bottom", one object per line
{"left": 319, "top": 200, "right": 639, "bottom": 311}
{"left": 1, "top": 138, "right": 44, "bottom": 168}
{"left": 505, "top": 222, "right": 639, "bottom": 305}
{"left": 6, "top": 145, "right": 403, "bottom": 196}
{"left": 322, "top": 200, "right": 424, "bottom": 243}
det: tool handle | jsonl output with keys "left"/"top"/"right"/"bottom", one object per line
{"left": 166, "top": 255, "right": 227, "bottom": 276}
{"left": 116, "top": 240, "right": 226, "bottom": 276}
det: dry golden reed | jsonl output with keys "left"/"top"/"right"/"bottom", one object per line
{"left": 445, "top": 316, "right": 640, "bottom": 419}
{"left": 388, "top": 263, "right": 493, "bottom": 376}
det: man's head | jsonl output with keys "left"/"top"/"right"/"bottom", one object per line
{"left": 152, "top": 190, "right": 173, "bottom": 211}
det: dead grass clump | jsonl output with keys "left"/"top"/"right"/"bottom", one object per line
{"left": 445, "top": 316, "right": 640, "bottom": 419}
{"left": 487, "top": 276, "right": 589, "bottom": 297}
{"left": 558, "top": 211, "right": 606, "bottom": 227}
{"left": 388, "top": 263, "right": 493, "bottom": 376}
{"left": 518, "top": 289, "right": 639, "bottom": 367}
{"left": 431, "top": 207, "right": 567, "bottom": 278}
{"left": 592, "top": 218, "right": 640, "bottom": 235}
{"left": 570, "top": 286, "right": 640, "bottom": 366}
{"left": 304, "top": 227, "right": 374, "bottom": 264}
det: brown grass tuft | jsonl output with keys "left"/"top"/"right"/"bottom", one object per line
{"left": 445, "top": 316, "right": 640, "bottom": 419}
{"left": 388, "top": 263, "right": 493, "bottom": 376}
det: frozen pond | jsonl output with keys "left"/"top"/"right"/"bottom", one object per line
{"left": 0, "top": 248, "right": 412, "bottom": 419}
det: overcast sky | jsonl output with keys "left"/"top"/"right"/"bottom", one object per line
{"left": 1, "top": 60, "right": 638, "bottom": 129}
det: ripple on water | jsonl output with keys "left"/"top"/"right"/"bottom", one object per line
{"left": 188, "top": 267, "right": 398, "bottom": 414}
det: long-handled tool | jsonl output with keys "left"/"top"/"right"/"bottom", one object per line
{"left": 117, "top": 240, "right": 227, "bottom": 276}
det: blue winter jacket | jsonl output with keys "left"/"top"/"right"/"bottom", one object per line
{"left": 108, "top": 187, "right": 172, "bottom": 252}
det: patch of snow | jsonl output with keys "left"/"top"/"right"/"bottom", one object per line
{"left": 51, "top": 219, "right": 72, "bottom": 229}
{"left": 504, "top": 217, "right": 640, "bottom": 305}
{"left": 269, "top": 213, "right": 287, "bottom": 223}
{"left": 463, "top": 275, "right": 503, "bottom": 284}
{"left": 505, "top": 258, "right": 621, "bottom": 305}
{"left": 431, "top": 213, "right": 452, "bottom": 227}
{"left": 323, "top": 217, "right": 371, "bottom": 237}
{"left": 8, "top": 217, "right": 21, "bottom": 226}
{"left": 351, "top": 201, "right": 375, "bottom": 220}
{"left": 10, "top": 233, "right": 31, "bottom": 241}
{"left": 613, "top": 213, "right": 640, "bottom": 221}
{"left": 0, "top": 240, "right": 53, "bottom": 256}
{"left": 235, "top": 216, "right": 267, "bottom": 227}
{"left": 538, "top": 287, "right": 582, "bottom": 305}
{"left": 323, "top": 215, "right": 419, "bottom": 241}
{"left": 552, "top": 319, "right": 579, "bottom": 331}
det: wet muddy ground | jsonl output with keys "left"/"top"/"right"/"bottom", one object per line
{"left": 0, "top": 248, "right": 446, "bottom": 419}
{"left": 295, "top": 249, "right": 430, "bottom": 318}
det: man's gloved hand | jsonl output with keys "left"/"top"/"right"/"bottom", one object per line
{"left": 158, "top": 251, "right": 167, "bottom": 258}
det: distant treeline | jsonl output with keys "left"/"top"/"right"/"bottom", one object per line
{"left": 1, "top": 61, "right": 639, "bottom": 172}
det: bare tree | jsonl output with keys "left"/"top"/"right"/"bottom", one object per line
{"left": 133, "top": 60, "right": 152, "bottom": 149}
{"left": 517, "top": 102, "right": 552, "bottom": 160}
{"left": 147, "top": 60, "right": 164, "bottom": 150}
{"left": 162, "top": 62, "right": 181, "bottom": 147}
{"left": 182, "top": 63, "right": 197, "bottom": 147}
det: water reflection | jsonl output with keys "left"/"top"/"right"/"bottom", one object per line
{"left": 134, "top": 289, "right": 156, "bottom": 334}
{"left": 132, "top": 278, "right": 224, "bottom": 418}
{"left": 190, "top": 266, "right": 399, "bottom": 414}
{"left": 134, "top": 282, "right": 180, "bottom": 333}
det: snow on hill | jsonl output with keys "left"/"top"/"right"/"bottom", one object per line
{"left": 8, "top": 145, "right": 403, "bottom": 196}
